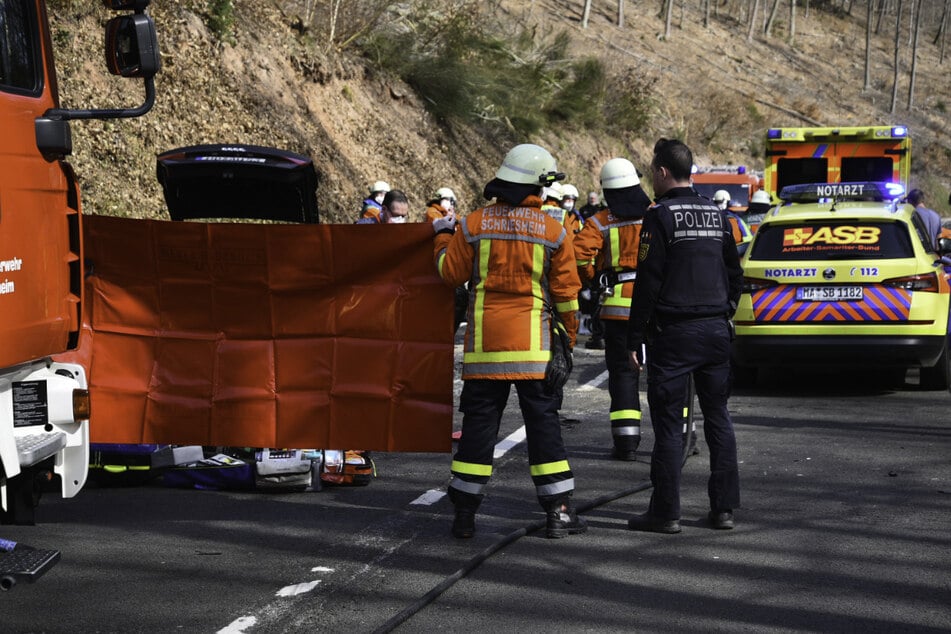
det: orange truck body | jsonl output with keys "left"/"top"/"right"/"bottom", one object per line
{"left": 691, "top": 166, "right": 763, "bottom": 209}
{"left": 1, "top": 0, "right": 158, "bottom": 524}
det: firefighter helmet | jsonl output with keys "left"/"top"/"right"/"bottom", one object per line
{"left": 369, "top": 180, "right": 391, "bottom": 195}
{"left": 495, "top": 144, "right": 563, "bottom": 185}
{"left": 545, "top": 182, "right": 565, "bottom": 201}
{"left": 434, "top": 187, "right": 456, "bottom": 201}
{"left": 561, "top": 184, "right": 579, "bottom": 199}
{"left": 600, "top": 158, "right": 640, "bottom": 190}
{"left": 750, "top": 190, "right": 771, "bottom": 205}
{"left": 713, "top": 189, "right": 731, "bottom": 205}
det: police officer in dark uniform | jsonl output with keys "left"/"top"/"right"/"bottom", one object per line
{"left": 625, "top": 138, "right": 743, "bottom": 534}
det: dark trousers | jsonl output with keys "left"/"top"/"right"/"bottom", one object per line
{"left": 603, "top": 319, "right": 642, "bottom": 449}
{"left": 452, "top": 379, "right": 573, "bottom": 507}
{"left": 645, "top": 317, "right": 740, "bottom": 520}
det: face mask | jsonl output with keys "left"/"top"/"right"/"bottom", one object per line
{"left": 388, "top": 215, "right": 407, "bottom": 224}
{"left": 374, "top": 193, "right": 386, "bottom": 204}
{"left": 562, "top": 200, "right": 575, "bottom": 211}
{"left": 440, "top": 199, "right": 455, "bottom": 212}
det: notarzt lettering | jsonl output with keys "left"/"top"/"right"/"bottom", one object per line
{"left": 815, "top": 184, "right": 865, "bottom": 197}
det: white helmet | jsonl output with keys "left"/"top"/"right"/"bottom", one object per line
{"left": 545, "top": 182, "right": 565, "bottom": 201}
{"left": 369, "top": 180, "right": 391, "bottom": 194}
{"left": 600, "top": 158, "right": 640, "bottom": 190}
{"left": 713, "top": 189, "right": 731, "bottom": 205}
{"left": 495, "top": 144, "right": 561, "bottom": 185}
{"left": 750, "top": 190, "right": 771, "bottom": 205}
{"left": 434, "top": 186, "right": 456, "bottom": 201}
{"left": 561, "top": 184, "right": 579, "bottom": 199}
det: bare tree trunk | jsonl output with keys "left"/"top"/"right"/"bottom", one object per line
{"left": 618, "top": 0, "right": 625, "bottom": 27}
{"left": 890, "top": 0, "right": 903, "bottom": 114}
{"left": 864, "top": 0, "right": 873, "bottom": 89}
{"left": 664, "top": 0, "right": 674, "bottom": 38}
{"left": 765, "top": 0, "right": 782, "bottom": 37}
{"left": 907, "top": 0, "right": 920, "bottom": 108}
{"left": 942, "top": 0, "right": 950, "bottom": 62}
{"left": 582, "top": 0, "right": 593, "bottom": 28}
{"left": 704, "top": 0, "right": 711, "bottom": 27}
{"left": 748, "top": 0, "right": 760, "bottom": 40}
{"left": 875, "top": 0, "right": 887, "bottom": 34}
{"left": 934, "top": 0, "right": 949, "bottom": 45}
{"left": 789, "top": 0, "right": 797, "bottom": 43}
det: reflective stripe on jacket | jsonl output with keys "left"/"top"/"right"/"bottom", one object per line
{"left": 434, "top": 195, "right": 581, "bottom": 380}
{"left": 572, "top": 208, "right": 643, "bottom": 320}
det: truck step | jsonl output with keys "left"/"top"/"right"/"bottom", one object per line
{"left": 15, "top": 432, "right": 66, "bottom": 467}
{"left": 0, "top": 545, "right": 60, "bottom": 590}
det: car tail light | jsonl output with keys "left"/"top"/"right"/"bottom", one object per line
{"left": 882, "top": 272, "right": 940, "bottom": 292}
{"left": 741, "top": 276, "right": 778, "bottom": 294}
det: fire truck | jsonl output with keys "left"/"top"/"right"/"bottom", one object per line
{"left": 762, "top": 125, "right": 911, "bottom": 199}
{"left": 691, "top": 165, "right": 763, "bottom": 209}
{"left": 0, "top": 0, "right": 160, "bottom": 548}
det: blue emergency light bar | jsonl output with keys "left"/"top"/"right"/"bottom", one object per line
{"left": 778, "top": 181, "right": 905, "bottom": 203}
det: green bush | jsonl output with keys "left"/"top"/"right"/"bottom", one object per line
{"left": 358, "top": 1, "right": 653, "bottom": 138}
{"left": 208, "top": 0, "right": 235, "bottom": 40}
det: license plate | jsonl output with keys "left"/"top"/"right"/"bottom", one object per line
{"left": 796, "top": 286, "right": 863, "bottom": 301}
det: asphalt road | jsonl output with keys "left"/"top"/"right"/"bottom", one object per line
{"left": 3, "top": 335, "right": 951, "bottom": 633}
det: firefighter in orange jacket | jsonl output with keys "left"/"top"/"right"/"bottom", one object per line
{"left": 573, "top": 158, "right": 652, "bottom": 461}
{"left": 425, "top": 187, "right": 457, "bottom": 223}
{"left": 432, "top": 143, "right": 586, "bottom": 540}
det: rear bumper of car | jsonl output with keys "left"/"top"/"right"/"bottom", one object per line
{"left": 732, "top": 334, "right": 947, "bottom": 368}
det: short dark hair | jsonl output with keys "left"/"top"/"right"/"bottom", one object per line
{"left": 906, "top": 188, "right": 924, "bottom": 206}
{"left": 383, "top": 189, "right": 409, "bottom": 207}
{"left": 652, "top": 138, "right": 693, "bottom": 182}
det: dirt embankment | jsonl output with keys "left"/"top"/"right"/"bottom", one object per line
{"left": 51, "top": 0, "right": 951, "bottom": 223}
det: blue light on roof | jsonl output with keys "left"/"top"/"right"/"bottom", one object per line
{"left": 891, "top": 126, "right": 908, "bottom": 137}
{"left": 767, "top": 129, "right": 782, "bottom": 139}
{"left": 885, "top": 182, "right": 905, "bottom": 197}
{"left": 737, "top": 165, "right": 747, "bottom": 174}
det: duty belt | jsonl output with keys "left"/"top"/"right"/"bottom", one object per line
{"left": 597, "top": 269, "right": 637, "bottom": 288}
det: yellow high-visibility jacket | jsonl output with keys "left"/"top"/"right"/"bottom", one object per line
{"left": 572, "top": 208, "right": 643, "bottom": 321}
{"left": 434, "top": 195, "right": 581, "bottom": 380}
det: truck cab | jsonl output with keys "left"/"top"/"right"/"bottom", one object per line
{"left": 0, "top": 0, "right": 160, "bottom": 528}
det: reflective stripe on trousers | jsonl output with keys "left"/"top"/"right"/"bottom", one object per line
{"left": 450, "top": 378, "right": 574, "bottom": 505}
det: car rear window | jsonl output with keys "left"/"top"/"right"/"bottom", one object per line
{"left": 749, "top": 219, "right": 914, "bottom": 261}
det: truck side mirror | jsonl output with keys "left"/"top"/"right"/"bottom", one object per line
{"left": 105, "top": 14, "right": 160, "bottom": 78}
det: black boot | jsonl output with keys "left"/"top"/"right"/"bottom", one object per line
{"left": 448, "top": 488, "right": 482, "bottom": 539}
{"left": 612, "top": 438, "right": 640, "bottom": 461}
{"left": 545, "top": 498, "right": 588, "bottom": 539}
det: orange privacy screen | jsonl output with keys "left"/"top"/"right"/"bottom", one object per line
{"left": 59, "top": 216, "right": 454, "bottom": 452}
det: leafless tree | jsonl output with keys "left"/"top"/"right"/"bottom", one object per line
{"left": 618, "top": 0, "right": 625, "bottom": 27}
{"left": 864, "top": 0, "right": 873, "bottom": 89}
{"left": 748, "top": 0, "right": 760, "bottom": 40}
{"left": 765, "top": 0, "right": 781, "bottom": 37}
{"left": 582, "top": 0, "right": 593, "bottom": 28}
{"left": 789, "top": 0, "right": 797, "bottom": 43}
{"left": 664, "top": 0, "right": 674, "bottom": 38}
{"left": 890, "top": 0, "right": 903, "bottom": 113}
{"left": 907, "top": 0, "right": 921, "bottom": 108}
{"left": 934, "top": 0, "right": 949, "bottom": 48}
{"left": 704, "top": 0, "right": 712, "bottom": 27}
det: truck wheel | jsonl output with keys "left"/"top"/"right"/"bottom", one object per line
{"left": 919, "top": 345, "right": 950, "bottom": 392}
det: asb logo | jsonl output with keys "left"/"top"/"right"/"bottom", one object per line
{"left": 783, "top": 226, "right": 881, "bottom": 246}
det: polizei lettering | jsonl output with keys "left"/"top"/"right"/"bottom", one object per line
{"left": 669, "top": 204, "right": 724, "bottom": 240}
{"left": 816, "top": 183, "right": 864, "bottom": 197}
